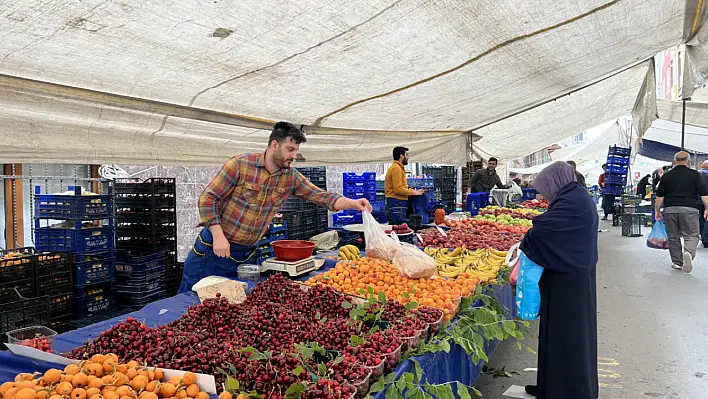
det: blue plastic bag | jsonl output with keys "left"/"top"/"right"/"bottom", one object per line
{"left": 646, "top": 220, "right": 669, "bottom": 249}
{"left": 516, "top": 251, "right": 544, "bottom": 320}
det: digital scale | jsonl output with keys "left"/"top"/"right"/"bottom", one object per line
{"left": 260, "top": 256, "right": 321, "bottom": 276}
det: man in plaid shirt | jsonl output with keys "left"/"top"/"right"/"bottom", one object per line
{"left": 179, "top": 122, "right": 372, "bottom": 292}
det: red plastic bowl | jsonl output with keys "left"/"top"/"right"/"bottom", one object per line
{"left": 270, "top": 240, "right": 316, "bottom": 261}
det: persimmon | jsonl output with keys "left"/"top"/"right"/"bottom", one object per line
{"left": 71, "top": 388, "right": 87, "bottom": 399}
{"left": 86, "top": 388, "right": 101, "bottom": 399}
{"left": 185, "top": 385, "right": 199, "bottom": 398}
{"left": 56, "top": 383, "right": 73, "bottom": 396}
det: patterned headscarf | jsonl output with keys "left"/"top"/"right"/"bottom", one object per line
{"left": 533, "top": 161, "right": 577, "bottom": 200}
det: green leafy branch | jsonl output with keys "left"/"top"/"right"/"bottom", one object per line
{"left": 366, "top": 359, "right": 481, "bottom": 399}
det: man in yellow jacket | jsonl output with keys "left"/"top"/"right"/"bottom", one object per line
{"left": 384, "top": 147, "right": 424, "bottom": 224}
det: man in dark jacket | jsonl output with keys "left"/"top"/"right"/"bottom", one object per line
{"left": 468, "top": 157, "right": 506, "bottom": 193}
{"left": 567, "top": 161, "right": 586, "bottom": 186}
{"left": 636, "top": 174, "right": 651, "bottom": 200}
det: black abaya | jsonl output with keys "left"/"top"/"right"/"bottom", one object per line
{"left": 520, "top": 182, "right": 599, "bottom": 399}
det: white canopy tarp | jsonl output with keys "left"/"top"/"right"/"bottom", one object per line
{"left": 642, "top": 119, "right": 708, "bottom": 153}
{"left": 0, "top": 0, "right": 699, "bottom": 165}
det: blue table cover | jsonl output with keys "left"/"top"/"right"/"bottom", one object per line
{"left": 0, "top": 259, "right": 516, "bottom": 393}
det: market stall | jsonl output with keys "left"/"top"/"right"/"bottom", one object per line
{"left": 0, "top": 206, "right": 535, "bottom": 398}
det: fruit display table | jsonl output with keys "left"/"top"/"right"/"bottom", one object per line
{"left": 0, "top": 258, "right": 516, "bottom": 396}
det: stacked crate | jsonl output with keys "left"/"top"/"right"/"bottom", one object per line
{"left": 255, "top": 222, "right": 289, "bottom": 264}
{"left": 281, "top": 167, "right": 329, "bottom": 239}
{"left": 421, "top": 166, "right": 457, "bottom": 213}
{"left": 114, "top": 178, "right": 177, "bottom": 305}
{"left": 333, "top": 172, "right": 376, "bottom": 227}
{"left": 602, "top": 146, "right": 631, "bottom": 196}
{"left": 461, "top": 161, "right": 484, "bottom": 198}
{"left": 35, "top": 250, "right": 72, "bottom": 332}
{"left": 34, "top": 186, "right": 116, "bottom": 319}
{"left": 0, "top": 248, "right": 50, "bottom": 343}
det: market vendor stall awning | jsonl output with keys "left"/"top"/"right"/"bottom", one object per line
{"left": 0, "top": 0, "right": 702, "bottom": 165}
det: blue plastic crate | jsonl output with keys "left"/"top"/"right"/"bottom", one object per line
{"left": 333, "top": 211, "right": 363, "bottom": 227}
{"left": 602, "top": 185, "right": 624, "bottom": 195}
{"left": 372, "top": 200, "right": 385, "bottom": 212}
{"left": 465, "top": 193, "right": 489, "bottom": 211}
{"left": 75, "top": 283, "right": 114, "bottom": 319}
{"left": 407, "top": 177, "right": 435, "bottom": 189}
{"left": 115, "top": 251, "right": 165, "bottom": 279}
{"left": 34, "top": 186, "right": 114, "bottom": 221}
{"left": 521, "top": 188, "right": 537, "bottom": 201}
{"left": 343, "top": 172, "right": 376, "bottom": 183}
{"left": 116, "top": 273, "right": 165, "bottom": 295}
{"left": 344, "top": 181, "right": 377, "bottom": 192}
{"left": 343, "top": 191, "right": 377, "bottom": 201}
{"left": 605, "top": 173, "right": 627, "bottom": 185}
{"left": 74, "top": 252, "right": 116, "bottom": 287}
{"left": 605, "top": 163, "right": 629, "bottom": 174}
{"left": 608, "top": 146, "right": 631, "bottom": 156}
{"left": 606, "top": 155, "right": 630, "bottom": 166}
{"left": 35, "top": 221, "right": 115, "bottom": 253}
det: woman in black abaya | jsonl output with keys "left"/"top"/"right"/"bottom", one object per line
{"left": 521, "top": 162, "right": 599, "bottom": 399}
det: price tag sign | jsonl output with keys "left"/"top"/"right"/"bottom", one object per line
{"left": 436, "top": 227, "right": 447, "bottom": 237}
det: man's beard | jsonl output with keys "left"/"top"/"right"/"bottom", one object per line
{"left": 275, "top": 153, "right": 294, "bottom": 168}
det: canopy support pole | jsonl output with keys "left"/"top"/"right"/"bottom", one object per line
{"left": 681, "top": 98, "right": 687, "bottom": 150}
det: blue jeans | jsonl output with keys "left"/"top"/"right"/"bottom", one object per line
{"left": 178, "top": 228, "right": 258, "bottom": 293}
{"left": 602, "top": 194, "right": 616, "bottom": 217}
{"left": 386, "top": 198, "right": 409, "bottom": 225}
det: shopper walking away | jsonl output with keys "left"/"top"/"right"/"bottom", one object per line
{"left": 598, "top": 164, "right": 615, "bottom": 220}
{"left": 655, "top": 151, "right": 708, "bottom": 273}
{"left": 179, "top": 122, "right": 372, "bottom": 293}
{"left": 384, "top": 147, "right": 423, "bottom": 224}
{"left": 521, "top": 162, "right": 598, "bottom": 399}
{"left": 699, "top": 161, "right": 708, "bottom": 247}
{"left": 468, "top": 157, "right": 507, "bottom": 193}
{"left": 567, "top": 160, "right": 586, "bottom": 186}
{"left": 636, "top": 174, "right": 651, "bottom": 200}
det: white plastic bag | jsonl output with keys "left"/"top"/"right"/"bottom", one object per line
{"left": 392, "top": 242, "right": 437, "bottom": 278}
{"left": 363, "top": 211, "right": 399, "bottom": 261}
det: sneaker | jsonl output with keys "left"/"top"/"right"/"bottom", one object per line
{"left": 683, "top": 252, "right": 693, "bottom": 273}
{"left": 672, "top": 263, "right": 683, "bottom": 270}
{"left": 524, "top": 385, "right": 538, "bottom": 397}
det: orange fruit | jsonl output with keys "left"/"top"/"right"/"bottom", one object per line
{"left": 159, "top": 383, "right": 177, "bottom": 398}
{"left": 144, "top": 381, "right": 158, "bottom": 394}
{"left": 185, "top": 385, "right": 199, "bottom": 398}
{"left": 87, "top": 377, "right": 103, "bottom": 390}
{"left": 182, "top": 371, "right": 197, "bottom": 386}
{"left": 138, "top": 393, "right": 157, "bottom": 399}
{"left": 86, "top": 364, "right": 103, "bottom": 378}
{"left": 129, "top": 376, "right": 147, "bottom": 392}
{"left": 195, "top": 393, "right": 209, "bottom": 399}
{"left": 125, "top": 369, "right": 137, "bottom": 381}
{"left": 42, "top": 369, "right": 62, "bottom": 385}
{"left": 14, "top": 382, "right": 34, "bottom": 391}
{"left": 153, "top": 370, "right": 163, "bottom": 381}
{"left": 72, "top": 373, "right": 88, "bottom": 388}
{"left": 114, "top": 387, "right": 132, "bottom": 398}
{"left": 36, "top": 390, "right": 50, "bottom": 399}
{"left": 89, "top": 355, "right": 106, "bottom": 365}
{"left": 102, "top": 391, "right": 119, "bottom": 399}
{"left": 86, "top": 388, "right": 101, "bottom": 399}
{"left": 14, "top": 388, "right": 36, "bottom": 399}
{"left": 219, "top": 393, "right": 233, "bottom": 399}
{"left": 56, "top": 383, "right": 73, "bottom": 396}
{"left": 0, "top": 382, "right": 15, "bottom": 396}
{"left": 71, "top": 388, "right": 87, "bottom": 399}
{"left": 88, "top": 395, "right": 103, "bottom": 399}
{"left": 175, "top": 390, "right": 187, "bottom": 399}
{"left": 167, "top": 377, "right": 180, "bottom": 387}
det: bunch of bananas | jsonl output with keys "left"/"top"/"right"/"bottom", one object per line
{"left": 425, "top": 247, "right": 508, "bottom": 282}
{"left": 338, "top": 245, "right": 361, "bottom": 260}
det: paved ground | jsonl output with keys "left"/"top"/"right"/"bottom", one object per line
{"left": 473, "top": 218, "right": 708, "bottom": 398}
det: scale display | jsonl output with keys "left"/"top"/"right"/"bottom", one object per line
{"left": 260, "top": 256, "right": 319, "bottom": 276}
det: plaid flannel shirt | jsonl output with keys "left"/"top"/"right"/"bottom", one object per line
{"left": 199, "top": 153, "right": 342, "bottom": 245}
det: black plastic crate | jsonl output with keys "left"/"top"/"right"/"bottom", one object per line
{"left": 0, "top": 288, "right": 49, "bottom": 336}
{"left": 116, "top": 272, "right": 165, "bottom": 295}
{"left": 116, "top": 236, "right": 177, "bottom": 252}
{"left": 74, "top": 252, "right": 116, "bottom": 287}
{"left": 281, "top": 197, "right": 317, "bottom": 212}
{"left": 117, "top": 288, "right": 166, "bottom": 310}
{"left": 0, "top": 248, "right": 35, "bottom": 290}
{"left": 34, "top": 186, "right": 115, "bottom": 220}
{"left": 116, "top": 223, "right": 176, "bottom": 238}
{"left": 114, "top": 178, "right": 176, "bottom": 195}
{"left": 35, "top": 250, "right": 72, "bottom": 277}
{"left": 48, "top": 292, "right": 74, "bottom": 319}
{"left": 37, "top": 273, "right": 73, "bottom": 296}
{"left": 116, "top": 210, "right": 176, "bottom": 224}
{"left": 75, "top": 283, "right": 115, "bottom": 319}
{"left": 115, "top": 250, "right": 166, "bottom": 279}
{"left": 0, "top": 283, "right": 34, "bottom": 305}
{"left": 48, "top": 317, "right": 73, "bottom": 334}
{"left": 114, "top": 195, "right": 176, "bottom": 210}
